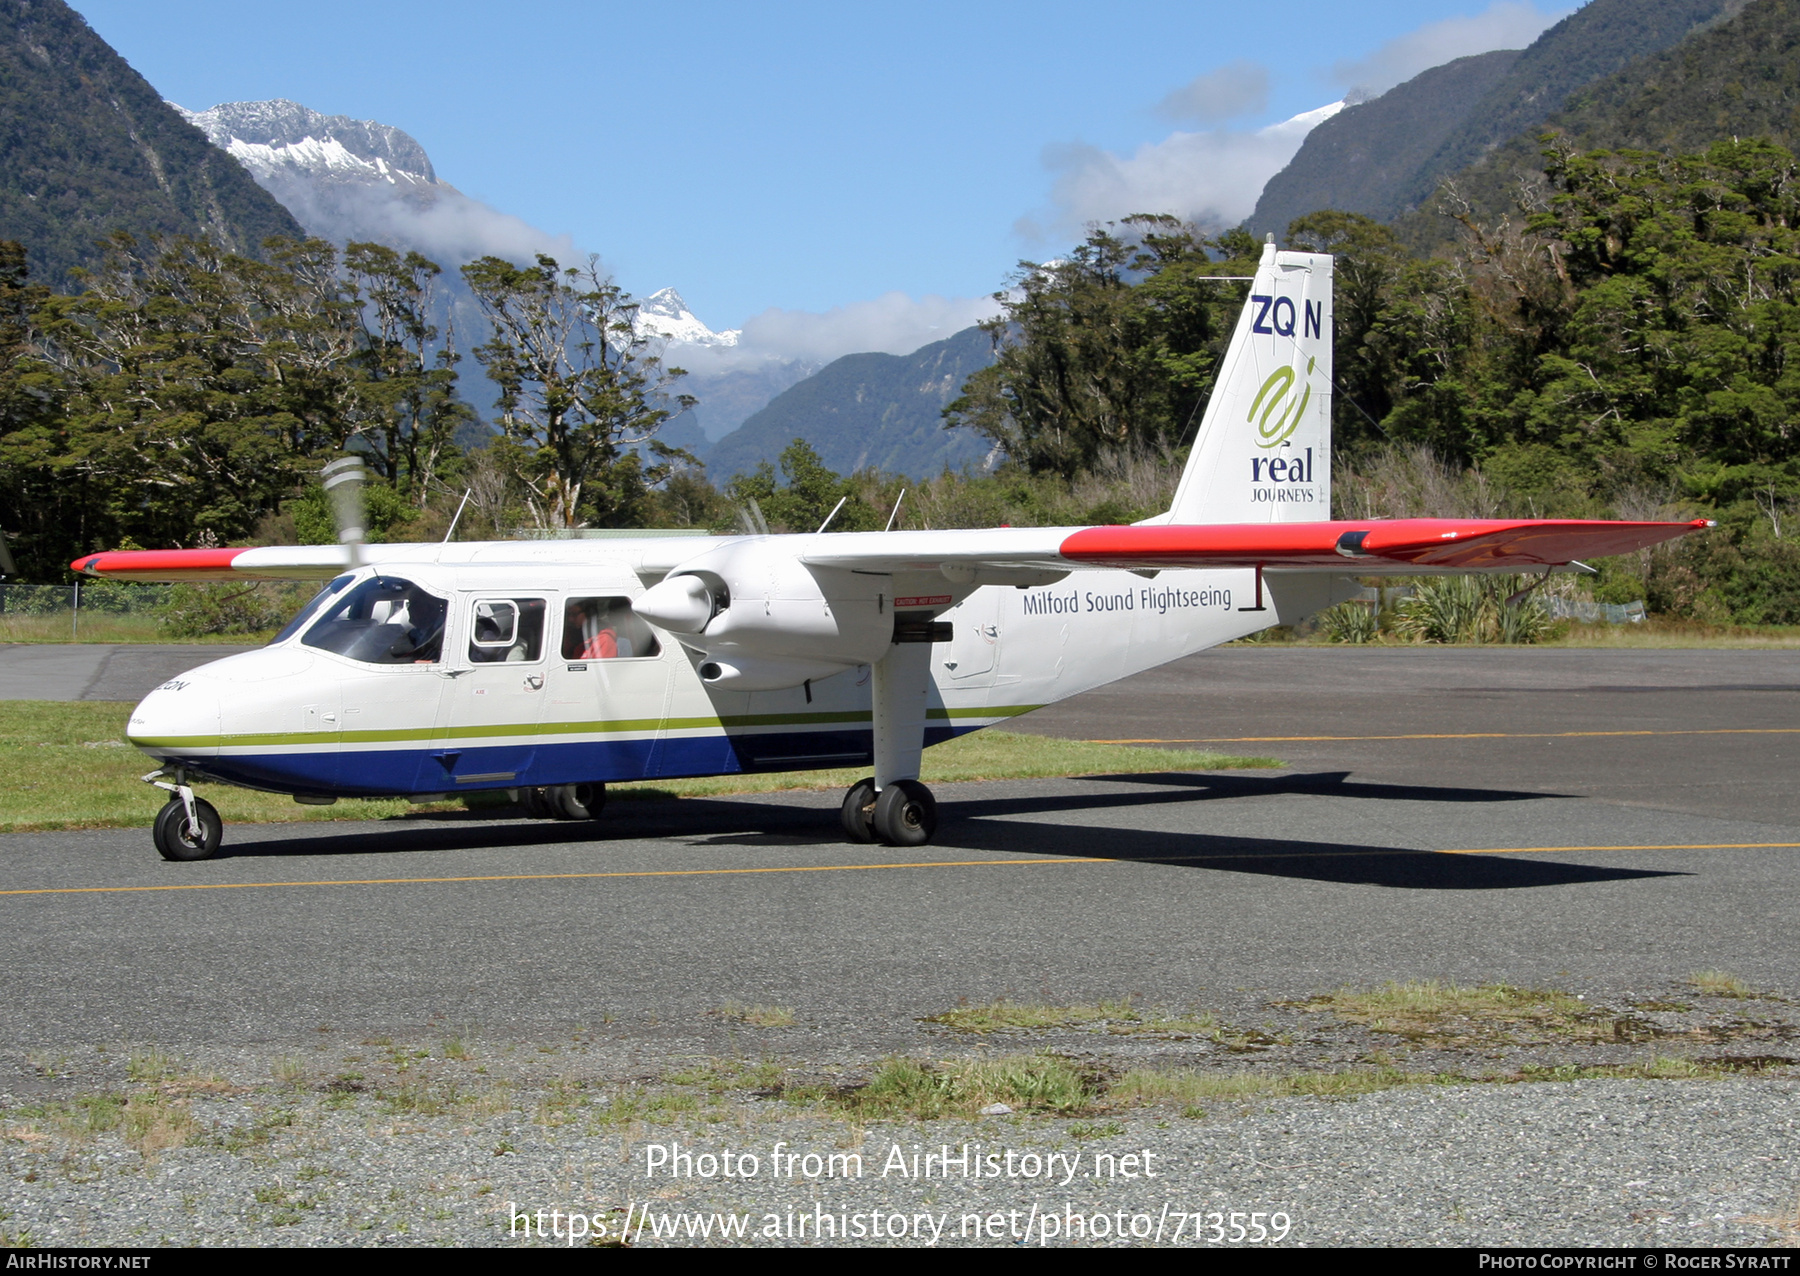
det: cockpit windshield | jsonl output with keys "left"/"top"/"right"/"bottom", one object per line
{"left": 270, "top": 575, "right": 353, "bottom": 646}
{"left": 302, "top": 576, "right": 448, "bottom": 665}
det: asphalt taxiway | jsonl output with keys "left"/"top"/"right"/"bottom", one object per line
{"left": 0, "top": 646, "right": 1796, "bottom": 1050}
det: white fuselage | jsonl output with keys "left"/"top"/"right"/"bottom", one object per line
{"left": 126, "top": 538, "right": 1334, "bottom": 798}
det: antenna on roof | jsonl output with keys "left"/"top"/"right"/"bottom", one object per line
{"left": 816, "top": 496, "right": 849, "bottom": 534}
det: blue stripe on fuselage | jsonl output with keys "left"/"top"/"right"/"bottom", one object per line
{"left": 158, "top": 726, "right": 974, "bottom": 797}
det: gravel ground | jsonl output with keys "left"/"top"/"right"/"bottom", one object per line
{"left": 3, "top": 1030, "right": 1797, "bottom": 1248}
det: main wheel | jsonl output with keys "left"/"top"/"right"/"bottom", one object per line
{"left": 153, "top": 797, "right": 222, "bottom": 862}
{"left": 550, "top": 782, "right": 606, "bottom": 820}
{"left": 515, "top": 786, "right": 554, "bottom": 818}
{"left": 839, "top": 777, "right": 877, "bottom": 844}
{"left": 873, "top": 780, "right": 936, "bottom": 847}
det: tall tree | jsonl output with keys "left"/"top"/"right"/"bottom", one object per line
{"left": 461, "top": 254, "right": 694, "bottom": 528}
{"left": 23, "top": 233, "right": 355, "bottom": 551}
{"left": 0, "top": 241, "right": 61, "bottom": 575}
{"left": 343, "top": 242, "right": 471, "bottom": 503}
{"left": 946, "top": 218, "right": 1258, "bottom": 477}
{"left": 725, "top": 437, "right": 879, "bottom": 533}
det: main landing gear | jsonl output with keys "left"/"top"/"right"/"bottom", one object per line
{"left": 840, "top": 777, "right": 937, "bottom": 846}
{"left": 842, "top": 639, "right": 941, "bottom": 846}
{"left": 514, "top": 782, "right": 607, "bottom": 821}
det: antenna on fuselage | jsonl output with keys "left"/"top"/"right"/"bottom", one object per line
{"left": 320, "top": 455, "right": 369, "bottom": 572}
{"left": 884, "top": 488, "right": 907, "bottom": 533}
{"left": 816, "top": 496, "right": 848, "bottom": 533}
{"left": 443, "top": 487, "right": 472, "bottom": 543}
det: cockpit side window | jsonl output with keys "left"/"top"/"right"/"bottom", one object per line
{"left": 302, "top": 576, "right": 448, "bottom": 665}
{"left": 469, "top": 597, "right": 545, "bottom": 663}
{"left": 271, "top": 575, "right": 353, "bottom": 646}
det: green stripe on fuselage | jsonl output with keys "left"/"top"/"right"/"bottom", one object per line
{"left": 131, "top": 703, "right": 1044, "bottom": 751}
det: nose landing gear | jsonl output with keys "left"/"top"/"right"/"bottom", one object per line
{"left": 144, "top": 769, "right": 223, "bottom": 861}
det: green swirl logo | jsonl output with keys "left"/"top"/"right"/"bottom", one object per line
{"left": 1247, "top": 356, "right": 1316, "bottom": 449}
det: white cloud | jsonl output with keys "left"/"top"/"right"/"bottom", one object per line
{"left": 260, "top": 174, "right": 585, "bottom": 272}
{"left": 1154, "top": 61, "right": 1270, "bottom": 126}
{"left": 1331, "top": 1, "right": 1572, "bottom": 97}
{"left": 676, "top": 291, "right": 1001, "bottom": 374}
{"left": 1023, "top": 101, "right": 1343, "bottom": 241}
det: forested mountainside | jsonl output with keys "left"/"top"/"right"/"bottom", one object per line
{"left": 0, "top": 0, "right": 302, "bottom": 288}
{"left": 1247, "top": 50, "right": 1522, "bottom": 237}
{"left": 706, "top": 326, "right": 994, "bottom": 481}
{"left": 1402, "top": 0, "right": 1800, "bottom": 251}
{"left": 1398, "top": 0, "right": 1739, "bottom": 213}
{"left": 1254, "top": 0, "right": 1736, "bottom": 239}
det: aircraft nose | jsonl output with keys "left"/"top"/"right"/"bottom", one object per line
{"left": 127, "top": 675, "right": 222, "bottom": 759}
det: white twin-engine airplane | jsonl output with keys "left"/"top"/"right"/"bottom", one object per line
{"left": 77, "top": 240, "right": 1708, "bottom": 861}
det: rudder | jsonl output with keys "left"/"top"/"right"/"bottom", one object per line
{"left": 1153, "top": 238, "right": 1333, "bottom": 525}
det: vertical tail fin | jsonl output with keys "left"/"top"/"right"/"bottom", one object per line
{"left": 1156, "top": 238, "right": 1333, "bottom": 525}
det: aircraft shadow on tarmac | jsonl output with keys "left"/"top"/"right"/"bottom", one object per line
{"left": 213, "top": 770, "right": 1678, "bottom": 892}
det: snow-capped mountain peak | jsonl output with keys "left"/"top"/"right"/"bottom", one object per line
{"left": 174, "top": 99, "right": 437, "bottom": 188}
{"left": 636, "top": 287, "right": 739, "bottom": 348}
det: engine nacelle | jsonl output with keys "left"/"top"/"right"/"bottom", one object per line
{"left": 636, "top": 540, "right": 901, "bottom": 687}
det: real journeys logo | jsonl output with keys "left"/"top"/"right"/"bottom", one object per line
{"left": 1248, "top": 356, "right": 1317, "bottom": 450}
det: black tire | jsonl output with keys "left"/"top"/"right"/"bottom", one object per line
{"left": 516, "top": 786, "right": 554, "bottom": 819}
{"left": 873, "top": 780, "right": 936, "bottom": 847}
{"left": 840, "top": 777, "right": 877, "bottom": 844}
{"left": 551, "top": 782, "right": 606, "bottom": 821}
{"left": 153, "top": 797, "right": 222, "bottom": 861}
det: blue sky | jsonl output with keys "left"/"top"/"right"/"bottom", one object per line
{"left": 76, "top": 0, "right": 1570, "bottom": 338}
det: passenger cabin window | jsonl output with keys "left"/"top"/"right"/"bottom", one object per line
{"left": 469, "top": 597, "right": 545, "bottom": 663}
{"left": 563, "top": 597, "right": 662, "bottom": 660}
{"left": 302, "top": 576, "right": 447, "bottom": 665}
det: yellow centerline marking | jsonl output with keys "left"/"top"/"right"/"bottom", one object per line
{"left": 0, "top": 857, "right": 1115, "bottom": 897}
{"left": 1439, "top": 842, "right": 1800, "bottom": 855}
{"left": 5, "top": 842, "right": 1798, "bottom": 899}
{"left": 1091, "top": 728, "right": 1800, "bottom": 744}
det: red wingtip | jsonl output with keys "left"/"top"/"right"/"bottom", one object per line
{"left": 72, "top": 548, "right": 247, "bottom": 580}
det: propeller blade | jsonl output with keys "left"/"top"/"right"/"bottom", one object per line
{"left": 0, "top": 527, "right": 16, "bottom": 578}
{"left": 320, "top": 456, "right": 368, "bottom": 571}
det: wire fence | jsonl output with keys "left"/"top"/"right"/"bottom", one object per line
{"left": 0, "top": 582, "right": 176, "bottom": 639}
{"left": 1354, "top": 585, "right": 1647, "bottom": 625}
{"left": 1544, "top": 597, "right": 1647, "bottom": 625}
{"left": 0, "top": 583, "right": 173, "bottom": 615}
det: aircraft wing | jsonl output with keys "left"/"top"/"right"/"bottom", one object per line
{"left": 798, "top": 517, "right": 1713, "bottom": 574}
{"left": 71, "top": 546, "right": 350, "bottom": 581}
{"left": 70, "top": 517, "right": 1709, "bottom": 583}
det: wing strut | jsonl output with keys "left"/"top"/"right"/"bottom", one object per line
{"left": 1240, "top": 563, "right": 1267, "bottom": 612}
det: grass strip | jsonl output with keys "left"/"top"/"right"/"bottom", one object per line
{"left": 0, "top": 701, "right": 1277, "bottom": 833}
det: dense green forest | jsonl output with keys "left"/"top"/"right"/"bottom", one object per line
{"left": 4, "top": 131, "right": 1800, "bottom": 628}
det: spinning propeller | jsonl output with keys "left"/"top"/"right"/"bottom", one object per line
{"left": 320, "top": 455, "right": 368, "bottom": 571}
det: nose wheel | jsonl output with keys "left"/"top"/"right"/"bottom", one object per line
{"left": 153, "top": 796, "right": 222, "bottom": 861}
{"left": 841, "top": 777, "right": 936, "bottom": 846}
